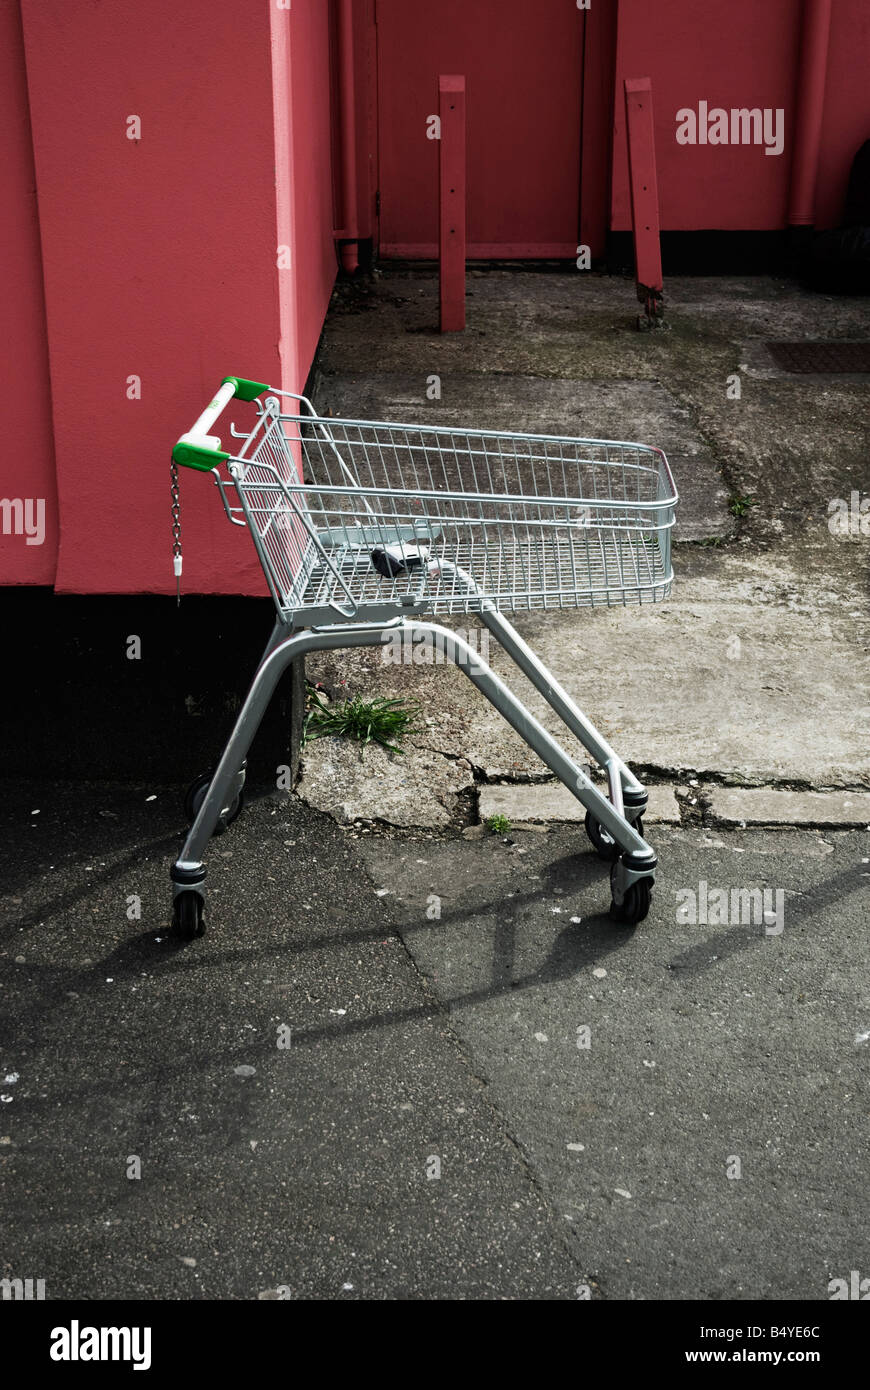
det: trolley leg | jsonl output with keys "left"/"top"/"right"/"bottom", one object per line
{"left": 170, "top": 621, "right": 298, "bottom": 930}
{"left": 170, "top": 618, "right": 655, "bottom": 936}
{"left": 397, "top": 621, "right": 653, "bottom": 863}
{"left": 409, "top": 620, "right": 656, "bottom": 920}
{"left": 477, "top": 602, "right": 645, "bottom": 807}
{"left": 435, "top": 562, "right": 648, "bottom": 826}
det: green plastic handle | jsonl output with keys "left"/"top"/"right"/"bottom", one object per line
{"left": 172, "top": 376, "right": 273, "bottom": 469}
{"left": 221, "top": 376, "right": 271, "bottom": 402}
{"left": 171, "top": 440, "right": 230, "bottom": 472}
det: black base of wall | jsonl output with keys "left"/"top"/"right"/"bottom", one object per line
{"left": 607, "top": 229, "right": 789, "bottom": 277}
{"left": 1, "top": 590, "right": 304, "bottom": 785}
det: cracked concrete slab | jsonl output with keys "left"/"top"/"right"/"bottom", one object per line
{"left": 305, "top": 546, "right": 870, "bottom": 796}
{"left": 296, "top": 738, "right": 474, "bottom": 828}
{"left": 478, "top": 782, "right": 681, "bottom": 826}
{"left": 306, "top": 270, "right": 869, "bottom": 802}
{"left": 709, "top": 787, "right": 870, "bottom": 827}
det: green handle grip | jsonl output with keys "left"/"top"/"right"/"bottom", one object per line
{"left": 172, "top": 375, "right": 273, "bottom": 469}
{"left": 221, "top": 376, "right": 271, "bottom": 402}
{"left": 171, "top": 440, "right": 230, "bottom": 472}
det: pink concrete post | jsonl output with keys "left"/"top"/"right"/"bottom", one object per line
{"left": 623, "top": 77, "right": 664, "bottom": 326}
{"left": 335, "top": 0, "right": 360, "bottom": 271}
{"left": 788, "top": 0, "right": 833, "bottom": 228}
{"left": 439, "top": 75, "right": 466, "bottom": 332}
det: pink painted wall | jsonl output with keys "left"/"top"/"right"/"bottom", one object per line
{"left": 611, "top": 0, "right": 800, "bottom": 233}
{"left": 0, "top": 0, "right": 57, "bottom": 585}
{"left": 816, "top": 0, "right": 870, "bottom": 227}
{"left": 17, "top": 0, "right": 335, "bottom": 597}
{"left": 376, "top": 0, "right": 584, "bottom": 258}
{"left": 5, "top": 0, "right": 870, "bottom": 596}
{"left": 288, "top": 0, "right": 338, "bottom": 380}
{"left": 611, "top": 0, "right": 870, "bottom": 233}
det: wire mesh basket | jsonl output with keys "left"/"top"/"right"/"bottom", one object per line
{"left": 168, "top": 378, "right": 678, "bottom": 938}
{"left": 214, "top": 395, "right": 678, "bottom": 622}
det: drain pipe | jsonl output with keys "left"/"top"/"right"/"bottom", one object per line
{"left": 787, "top": 0, "right": 832, "bottom": 233}
{"left": 334, "top": 0, "right": 359, "bottom": 273}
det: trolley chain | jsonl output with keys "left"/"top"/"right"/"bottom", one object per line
{"left": 170, "top": 458, "right": 183, "bottom": 605}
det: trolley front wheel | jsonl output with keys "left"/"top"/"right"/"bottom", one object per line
{"left": 171, "top": 890, "right": 205, "bottom": 940}
{"left": 609, "top": 862, "right": 652, "bottom": 927}
{"left": 585, "top": 810, "right": 644, "bottom": 860}
{"left": 184, "top": 771, "right": 244, "bottom": 836}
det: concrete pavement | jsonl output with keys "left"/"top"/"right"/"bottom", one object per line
{"left": 298, "top": 268, "right": 870, "bottom": 823}
{"left": 1, "top": 776, "right": 867, "bottom": 1299}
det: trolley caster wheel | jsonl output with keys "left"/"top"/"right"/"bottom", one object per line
{"left": 171, "top": 891, "right": 205, "bottom": 940}
{"left": 585, "top": 811, "right": 644, "bottom": 860}
{"left": 609, "top": 862, "right": 652, "bottom": 927}
{"left": 183, "top": 771, "right": 244, "bottom": 836}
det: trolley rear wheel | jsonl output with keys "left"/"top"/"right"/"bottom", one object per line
{"left": 609, "top": 863, "right": 652, "bottom": 927}
{"left": 585, "top": 811, "right": 644, "bottom": 860}
{"left": 184, "top": 771, "right": 244, "bottom": 836}
{"left": 171, "top": 890, "right": 205, "bottom": 940}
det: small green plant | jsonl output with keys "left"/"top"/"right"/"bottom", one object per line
{"left": 728, "top": 492, "right": 757, "bottom": 518}
{"left": 303, "top": 691, "right": 418, "bottom": 754}
{"left": 485, "top": 813, "right": 512, "bottom": 835}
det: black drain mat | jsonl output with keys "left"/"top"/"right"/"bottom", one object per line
{"left": 767, "top": 341, "right": 870, "bottom": 373}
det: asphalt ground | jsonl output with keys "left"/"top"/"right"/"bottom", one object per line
{"left": 361, "top": 820, "right": 870, "bottom": 1300}
{"left": 1, "top": 776, "right": 867, "bottom": 1301}
{"left": 0, "top": 779, "right": 579, "bottom": 1300}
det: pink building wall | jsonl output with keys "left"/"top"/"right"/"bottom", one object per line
{"left": 815, "top": 0, "right": 870, "bottom": 228}
{"left": 375, "top": 0, "right": 585, "bottom": 258}
{"left": 0, "top": 0, "right": 58, "bottom": 585}
{"left": 3, "top": 0, "right": 869, "bottom": 596}
{"left": 11, "top": 0, "right": 336, "bottom": 597}
{"left": 287, "top": 0, "right": 338, "bottom": 380}
{"left": 611, "top": 0, "right": 800, "bottom": 233}
{"left": 611, "top": 0, "right": 870, "bottom": 234}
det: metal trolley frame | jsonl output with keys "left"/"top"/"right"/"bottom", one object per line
{"left": 168, "top": 376, "right": 678, "bottom": 938}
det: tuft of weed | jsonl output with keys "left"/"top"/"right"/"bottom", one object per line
{"left": 303, "top": 691, "right": 418, "bottom": 755}
{"left": 485, "top": 813, "right": 512, "bottom": 835}
{"left": 727, "top": 492, "right": 757, "bottom": 518}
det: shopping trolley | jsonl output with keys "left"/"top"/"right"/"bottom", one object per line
{"left": 168, "top": 375, "right": 678, "bottom": 939}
